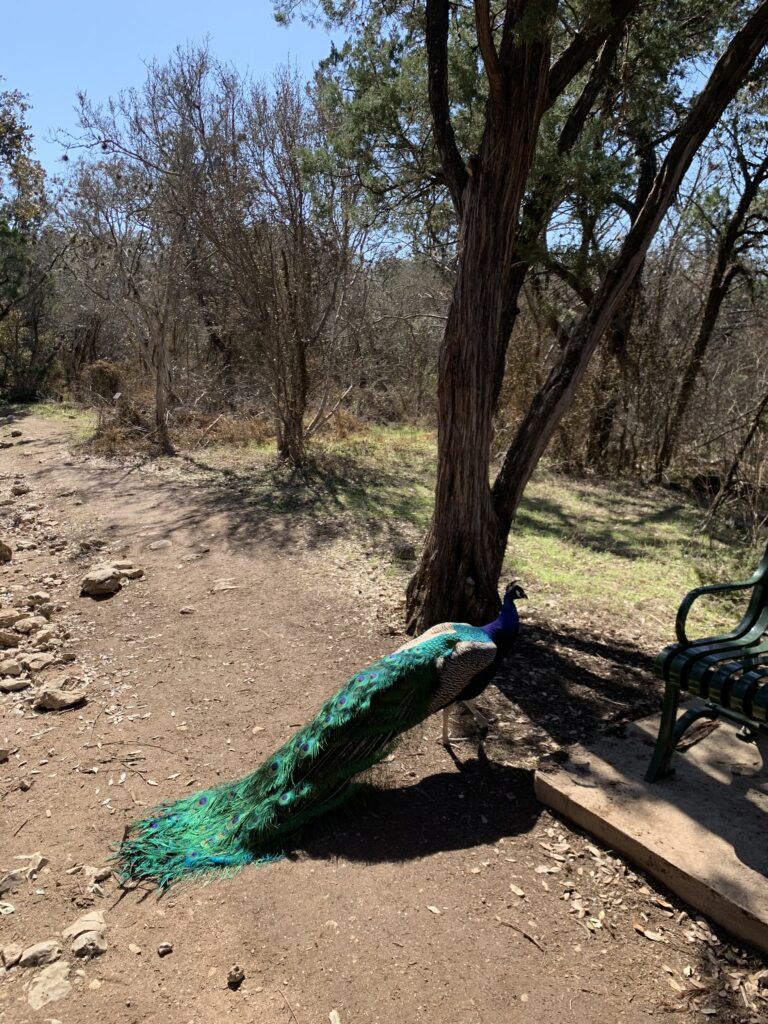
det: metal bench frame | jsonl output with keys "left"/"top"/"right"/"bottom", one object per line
{"left": 646, "top": 542, "right": 768, "bottom": 783}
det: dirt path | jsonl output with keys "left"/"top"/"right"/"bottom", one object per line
{"left": 1, "top": 414, "right": 764, "bottom": 1024}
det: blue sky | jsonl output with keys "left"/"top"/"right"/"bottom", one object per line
{"left": 4, "top": 2, "right": 336, "bottom": 174}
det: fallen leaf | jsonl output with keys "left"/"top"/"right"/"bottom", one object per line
{"left": 509, "top": 884, "right": 525, "bottom": 898}
{"left": 427, "top": 905, "right": 441, "bottom": 915}
{"left": 633, "top": 922, "right": 666, "bottom": 942}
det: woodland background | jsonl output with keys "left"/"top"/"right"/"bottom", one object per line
{"left": 2, "top": 1, "right": 768, "bottom": 619}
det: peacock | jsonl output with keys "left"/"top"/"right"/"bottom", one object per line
{"left": 117, "top": 582, "right": 526, "bottom": 888}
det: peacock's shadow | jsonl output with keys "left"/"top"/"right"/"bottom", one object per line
{"left": 295, "top": 760, "right": 539, "bottom": 863}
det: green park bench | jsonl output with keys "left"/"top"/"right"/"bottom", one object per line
{"left": 646, "top": 541, "right": 768, "bottom": 782}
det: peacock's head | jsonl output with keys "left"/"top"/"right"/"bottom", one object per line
{"left": 504, "top": 581, "right": 527, "bottom": 604}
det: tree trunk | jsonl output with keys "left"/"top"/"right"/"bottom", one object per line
{"left": 406, "top": 24, "right": 551, "bottom": 631}
{"left": 407, "top": 0, "right": 768, "bottom": 632}
{"left": 153, "top": 328, "right": 175, "bottom": 456}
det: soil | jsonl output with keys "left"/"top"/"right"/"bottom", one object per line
{"left": 1, "top": 413, "right": 765, "bottom": 1024}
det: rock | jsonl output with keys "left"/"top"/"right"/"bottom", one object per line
{"left": 0, "top": 869, "right": 26, "bottom": 894}
{"left": 0, "top": 901, "right": 15, "bottom": 915}
{"left": 71, "top": 931, "right": 107, "bottom": 958}
{"left": 127, "top": 943, "right": 142, "bottom": 955}
{"left": 26, "top": 960, "right": 71, "bottom": 1010}
{"left": 10, "top": 429, "right": 22, "bottom": 438}
{"left": 15, "top": 539, "right": 37, "bottom": 550}
{"left": 0, "top": 629, "right": 19, "bottom": 647}
{"left": 19, "top": 852, "right": 48, "bottom": 880}
{"left": 33, "top": 686, "right": 87, "bottom": 711}
{"left": 121, "top": 567, "right": 144, "bottom": 580}
{"left": 227, "top": 965, "right": 245, "bottom": 990}
{"left": 2, "top": 943, "right": 22, "bottom": 968}
{"left": 84, "top": 866, "right": 111, "bottom": 884}
{"left": 110, "top": 560, "right": 134, "bottom": 570}
{"left": 27, "top": 591, "right": 51, "bottom": 606}
{"left": 0, "top": 608, "right": 26, "bottom": 628}
{"left": 34, "top": 626, "right": 58, "bottom": 645}
{"left": 0, "top": 539, "right": 11, "bottom": 563}
{"left": 0, "top": 658, "right": 23, "bottom": 676}
{"left": 11, "top": 483, "right": 30, "bottom": 496}
{"left": 0, "top": 675, "right": 31, "bottom": 693}
{"left": 179, "top": 606, "right": 195, "bottom": 615}
{"left": 149, "top": 539, "right": 172, "bottom": 551}
{"left": 211, "top": 579, "right": 239, "bottom": 593}
{"left": 18, "top": 777, "right": 33, "bottom": 791}
{"left": 80, "top": 565, "right": 122, "bottom": 597}
{"left": 0, "top": 748, "right": 9, "bottom": 762}
{"left": 21, "top": 652, "right": 55, "bottom": 673}
{"left": 62, "top": 910, "right": 105, "bottom": 940}
{"left": 14, "top": 615, "right": 49, "bottom": 635}
{"left": 157, "top": 942, "right": 173, "bottom": 957}
{"left": 19, "top": 939, "right": 62, "bottom": 967}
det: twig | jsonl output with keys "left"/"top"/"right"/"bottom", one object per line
{"left": 13, "top": 818, "right": 29, "bottom": 837}
{"left": 279, "top": 989, "right": 301, "bottom": 1024}
{"left": 495, "top": 915, "right": 546, "bottom": 952}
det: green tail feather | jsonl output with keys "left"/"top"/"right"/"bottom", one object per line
{"left": 117, "top": 637, "right": 451, "bottom": 887}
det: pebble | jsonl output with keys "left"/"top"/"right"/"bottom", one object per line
{"left": 0, "top": 539, "right": 11, "bottom": 563}
{"left": 149, "top": 539, "right": 173, "bottom": 551}
{"left": 18, "top": 777, "right": 34, "bottom": 791}
{"left": 179, "top": 606, "right": 195, "bottom": 615}
{"left": 227, "top": 965, "right": 245, "bottom": 989}
{"left": 128, "top": 943, "right": 142, "bottom": 955}
{"left": 157, "top": 942, "right": 173, "bottom": 957}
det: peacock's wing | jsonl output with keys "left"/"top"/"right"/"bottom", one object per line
{"left": 427, "top": 627, "right": 498, "bottom": 714}
{"left": 117, "top": 627, "right": 467, "bottom": 887}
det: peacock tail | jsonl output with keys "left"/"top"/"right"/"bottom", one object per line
{"left": 117, "top": 627, "right": 490, "bottom": 888}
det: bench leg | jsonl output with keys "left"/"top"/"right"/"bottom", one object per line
{"left": 645, "top": 683, "right": 681, "bottom": 783}
{"left": 646, "top": 685, "right": 720, "bottom": 782}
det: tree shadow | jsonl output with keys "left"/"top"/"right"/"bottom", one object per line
{"left": 298, "top": 759, "right": 539, "bottom": 864}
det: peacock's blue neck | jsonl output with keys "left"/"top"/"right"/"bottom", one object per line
{"left": 480, "top": 602, "right": 520, "bottom": 651}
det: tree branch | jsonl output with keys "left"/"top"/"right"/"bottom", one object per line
{"left": 475, "top": 0, "right": 505, "bottom": 105}
{"left": 425, "top": 0, "right": 468, "bottom": 215}
{"left": 546, "top": 0, "right": 641, "bottom": 109}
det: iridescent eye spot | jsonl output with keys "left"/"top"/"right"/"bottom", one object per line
{"left": 188, "top": 850, "right": 197, "bottom": 858}
{"left": 150, "top": 821, "right": 158, "bottom": 830}
{"left": 270, "top": 762, "right": 279, "bottom": 772}
{"left": 338, "top": 696, "right": 347, "bottom": 706}
{"left": 231, "top": 814, "right": 239, "bottom": 825}
{"left": 301, "top": 742, "right": 310, "bottom": 753}
{"left": 279, "top": 792, "right": 291, "bottom": 804}
{"left": 198, "top": 796, "right": 208, "bottom": 806}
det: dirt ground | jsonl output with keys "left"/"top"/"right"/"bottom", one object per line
{"left": 1, "top": 413, "right": 766, "bottom": 1024}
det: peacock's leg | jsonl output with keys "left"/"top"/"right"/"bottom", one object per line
{"left": 461, "top": 699, "right": 495, "bottom": 731}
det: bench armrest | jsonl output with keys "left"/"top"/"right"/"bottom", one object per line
{"left": 676, "top": 576, "right": 764, "bottom": 644}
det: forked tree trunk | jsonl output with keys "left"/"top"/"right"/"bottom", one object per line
{"left": 407, "top": 0, "right": 768, "bottom": 632}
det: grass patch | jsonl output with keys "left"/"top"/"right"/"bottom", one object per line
{"left": 511, "top": 475, "right": 760, "bottom": 643}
